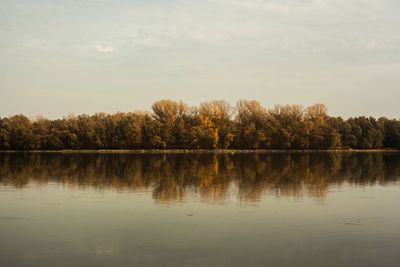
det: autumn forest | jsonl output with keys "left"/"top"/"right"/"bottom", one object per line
{"left": 1, "top": 99, "right": 400, "bottom": 150}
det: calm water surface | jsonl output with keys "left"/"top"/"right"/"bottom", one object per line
{"left": 1, "top": 152, "right": 400, "bottom": 267}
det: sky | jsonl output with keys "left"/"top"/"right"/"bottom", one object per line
{"left": 1, "top": 0, "right": 400, "bottom": 119}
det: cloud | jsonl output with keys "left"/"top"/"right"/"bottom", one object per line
{"left": 339, "top": 38, "right": 392, "bottom": 52}
{"left": 363, "top": 40, "right": 381, "bottom": 51}
{"left": 214, "top": 0, "right": 295, "bottom": 13}
{"left": 96, "top": 44, "right": 115, "bottom": 53}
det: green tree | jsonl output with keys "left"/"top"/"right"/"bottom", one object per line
{"left": 0, "top": 118, "right": 10, "bottom": 149}
{"left": 269, "top": 105, "right": 308, "bottom": 149}
{"left": 381, "top": 118, "right": 400, "bottom": 149}
{"left": 8, "top": 115, "right": 38, "bottom": 150}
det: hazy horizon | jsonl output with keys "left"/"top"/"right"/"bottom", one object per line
{"left": 1, "top": 0, "right": 400, "bottom": 119}
{"left": 1, "top": 99, "right": 400, "bottom": 121}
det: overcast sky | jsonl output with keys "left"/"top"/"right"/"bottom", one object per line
{"left": 1, "top": 0, "right": 400, "bottom": 119}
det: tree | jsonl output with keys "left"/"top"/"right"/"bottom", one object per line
{"left": 75, "top": 115, "right": 102, "bottom": 149}
{"left": 190, "top": 115, "right": 219, "bottom": 149}
{"left": 199, "top": 100, "right": 232, "bottom": 121}
{"left": 152, "top": 100, "right": 188, "bottom": 123}
{"left": 8, "top": 115, "right": 38, "bottom": 150}
{"left": 269, "top": 105, "right": 308, "bottom": 149}
{"left": 305, "top": 104, "right": 339, "bottom": 149}
{"left": 199, "top": 100, "right": 233, "bottom": 148}
{"left": 381, "top": 118, "right": 400, "bottom": 149}
{"left": 351, "top": 117, "right": 383, "bottom": 149}
{"left": 151, "top": 100, "right": 189, "bottom": 148}
{"left": 235, "top": 100, "right": 269, "bottom": 149}
{"left": 0, "top": 118, "right": 10, "bottom": 149}
{"left": 309, "top": 124, "right": 340, "bottom": 149}
{"left": 142, "top": 115, "right": 166, "bottom": 149}
{"left": 305, "top": 104, "right": 328, "bottom": 126}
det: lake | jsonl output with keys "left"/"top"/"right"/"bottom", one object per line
{"left": 1, "top": 152, "right": 400, "bottom": 267}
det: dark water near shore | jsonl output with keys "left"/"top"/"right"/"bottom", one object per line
{"left": 1, "top": 152, "right": 400, "bottom": 266}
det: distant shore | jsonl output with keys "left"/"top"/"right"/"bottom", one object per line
{"left": 0, "top": 149, "right": 399, "bottom": 154}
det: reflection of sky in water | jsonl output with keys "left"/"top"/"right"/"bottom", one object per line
{"left": 1, "top": 182, "right": 400, "bottom": 266}
{"left": 1, "top": 153, "right": 400, "bottom": 266}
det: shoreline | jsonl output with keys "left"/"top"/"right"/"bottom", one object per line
{"left": 0, "top": 149, "right": 399, "bottom": 154}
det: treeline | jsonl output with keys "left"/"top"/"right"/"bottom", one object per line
{"left": 1, "top": 99, "right": 400, "bottom": 150}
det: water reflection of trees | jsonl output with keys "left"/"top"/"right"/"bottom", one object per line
{"left": 0, "top": 153, "right": 399, "bottom": 202}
